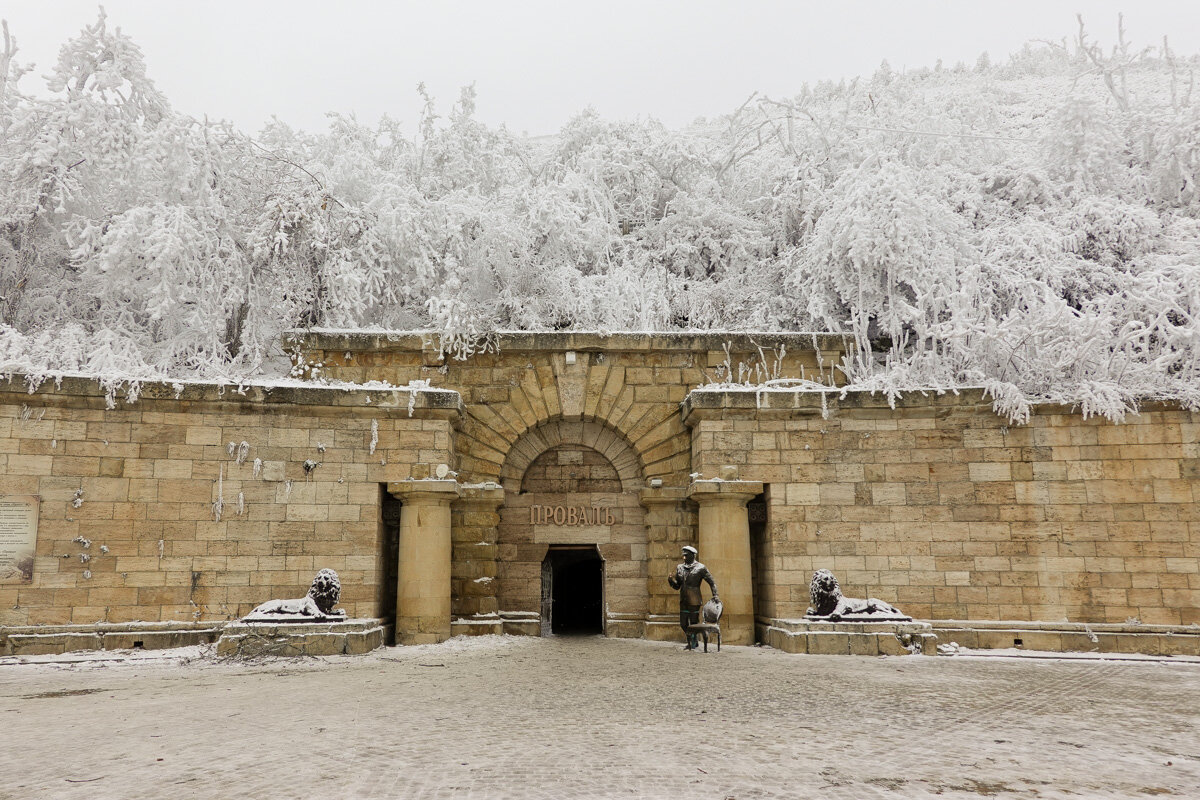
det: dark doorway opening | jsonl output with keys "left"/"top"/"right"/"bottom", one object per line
{"left": 541, "top": 545, "right": 604, "bottom": 635}
{"left": 748, "top": 489, "right": 768, "bottom": 644}
{"left": 379, "top": 486, "right": 401, "bottom": 645}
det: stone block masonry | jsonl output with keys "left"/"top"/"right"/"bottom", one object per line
{"left": 0, "top": 376, "right": 458, "bottom": 627}
{"left": 685, "top": 387, "right": 1200, "bottom": 627}
{"left": 3, "top": 332, "right": 1197, "bottom": 656}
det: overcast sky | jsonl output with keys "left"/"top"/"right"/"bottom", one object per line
{"left": 6, "top": 1, "right": 1200, "bottom": 136}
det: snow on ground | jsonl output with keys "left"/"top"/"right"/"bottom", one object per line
{"left": 2, "top": 635, "right": 1198, "bottom": 798}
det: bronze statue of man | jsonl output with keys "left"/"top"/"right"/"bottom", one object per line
{"left": 668, "top": 545, "right": 718, "bottom": 650}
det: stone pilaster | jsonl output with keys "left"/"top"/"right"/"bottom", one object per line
{"left": 451, "top": 484, "right": 506, "bottom": 630}
{"left": 388, "top": 480, "right": 460, "bottom": 645}
{"left": 640, "top": 487, "right": 693, "bottom": 639}
{"left": 686, "top": 480, "right": 763, "bottom": 646}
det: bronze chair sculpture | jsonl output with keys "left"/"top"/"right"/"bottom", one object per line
{"left": 686, "top": 597, "right": 724, "bottom": 652}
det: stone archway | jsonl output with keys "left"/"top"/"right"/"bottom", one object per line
{"left": 497, "top": 419, "right": 645, "bottom": 493}
{"left": 496, "top": 419, "right": 648, "bottom": 638}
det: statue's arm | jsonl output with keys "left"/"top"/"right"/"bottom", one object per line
{"left": 667, "top": 568, "right": 681, "bottom": 589}
{"left": 703, "top": 569, "right": 719, "bottom": 599}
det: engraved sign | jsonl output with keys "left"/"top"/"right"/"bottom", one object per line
{"left": 0, "top": 495, "right": 39, "bottom": 585}
{"left": 529, "top": 505, "right": 617, "bottom": 526}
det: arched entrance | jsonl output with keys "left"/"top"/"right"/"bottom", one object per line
{"left": 496, "top": 419, "right": 648, "bottom": 638}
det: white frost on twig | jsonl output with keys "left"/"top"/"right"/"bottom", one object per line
{"left": 212, "top": 465, "right": 225, "bottom": 521}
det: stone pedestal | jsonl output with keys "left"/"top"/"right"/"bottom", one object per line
{"left": 687, "top": 480, "right": 762, "bottom": 646}
{"left": 760, "top": 618, "right": 938, "bottom": 656}
{"left": 389, "top": 480, "right": 460, "bottom": 645}
{"left": 216, "top": 618, "right": 385, "bottom": 658}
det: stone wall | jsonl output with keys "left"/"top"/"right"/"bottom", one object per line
{"left": 685, "top": 388, "right": 1200, "bottom": 626}
{"left": 7, "top": 332, "right": 1195, "bottom": 648}
{"left": 0, "top": 376, "right": 459, "bottom": 627}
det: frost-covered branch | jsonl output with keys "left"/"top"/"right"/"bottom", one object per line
{"left": 0, "top": 10, "right": 1198, "bottom": 421}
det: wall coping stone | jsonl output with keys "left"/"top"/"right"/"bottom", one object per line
{"left": 682, "top": 385, "right": 1197, "bottom": 424}
{"left": 286, "top": 329, "right": 851, "bottom": 356}
{"left": 1, "top": 372, "right": 462, "bottom": 417}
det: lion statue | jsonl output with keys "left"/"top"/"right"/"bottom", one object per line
{"left": 244, "top": 569, "right": 346, "bottom": 621}
{"left": 805, "top": 569, "right": 909, "bottom": 621}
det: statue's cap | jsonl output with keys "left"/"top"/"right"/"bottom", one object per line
{"left": 681, "top": 545, "right": 698, "bottom": 555}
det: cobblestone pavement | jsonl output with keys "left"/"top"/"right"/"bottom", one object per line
{"left": 2, "top": 636, "right": 1199, "bottom": 799}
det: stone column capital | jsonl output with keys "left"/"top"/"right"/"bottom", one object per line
{"left": 454, "top": 483, "right": 506, "bottom": 510}
{"left": 639, "top": 486, "right": 689, "bottom": 509}
{"left": 686, "top": 479, "right": 763, "bottom": 507}
{"left": 387, "top": 479, "right": 461, "bottom": 506}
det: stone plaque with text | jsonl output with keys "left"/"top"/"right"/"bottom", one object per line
{"left": 0, "top": 495, "right": 39, "bottom": 584}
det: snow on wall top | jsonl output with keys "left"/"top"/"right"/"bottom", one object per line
{"left": 287, "top": 329, "right": 852, "bottom": 354}
{"left": 1, "top": 373, "right": 463, "bottom": 414}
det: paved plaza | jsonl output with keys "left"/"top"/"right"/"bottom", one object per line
{"left": 2, "top": 636, "right": 1198, "bottom": 799}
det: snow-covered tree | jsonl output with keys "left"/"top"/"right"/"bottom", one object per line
{"left": 0, "top": 11, "right": 1197, "bottom": 421}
